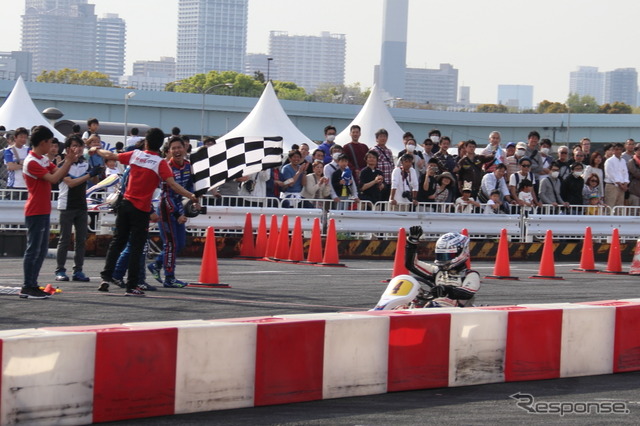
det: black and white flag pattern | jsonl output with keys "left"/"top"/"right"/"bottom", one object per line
{"left": 191, "top": 136, "right": 283, "bottom": 196}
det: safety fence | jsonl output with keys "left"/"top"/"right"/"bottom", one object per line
{"left": 2, "top": 299, "right": 640, "bottom": 424}
{"left": 2, "top": 189, "right": 640, "bottom": 242}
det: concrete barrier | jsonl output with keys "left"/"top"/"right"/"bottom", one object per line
{"left": 2, "top": 300, "right": 640, "bottom": 425}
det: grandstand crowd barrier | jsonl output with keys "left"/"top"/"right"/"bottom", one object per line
{"left": 2, "top": 190, "right": 640, "bottom": 241}
{"left": 1, "top": 299, "right": 639, "bottom": 424}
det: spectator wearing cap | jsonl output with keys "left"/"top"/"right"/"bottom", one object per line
{"left": 627, "top": 143, "right": 640, "bottom": 206}
{"left": 508, "top": 157, "right": 541, "bottom": 207}
{"left": 562, "top": 162, "right": 586, "bottom": 209}
{"left": 455, "top": 181, "right": 481, "bottom": 213}
{"left": 539, "top": 138, "right": 553, "bottom": 177}
{"left": 505, "top": 141, "right": 527, "bottom": 179}
{"left": 555, "top": 145, "right": 571, "bottom": 182}
{"left": 432, "top": 171, "right": 455, "bottom": 203}
{"left": 604, "top": 143, "right": 629, "bottom": 208}
{"left": 457, "top": 139, "right": 493, "bottom": 199}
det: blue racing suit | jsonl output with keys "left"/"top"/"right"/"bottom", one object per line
{"left": 153, "top": 158, "right": 193, "bottom": 278}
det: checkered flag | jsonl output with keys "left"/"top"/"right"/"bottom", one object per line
{"left": 191, "top": 136, "right": 283, "bottom": 196}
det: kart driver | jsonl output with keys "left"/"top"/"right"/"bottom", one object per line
{"left": 405, "top": 226, "right": 480, "bottom": 307}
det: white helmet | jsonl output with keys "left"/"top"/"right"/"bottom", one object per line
{"left": 434, "top": 232, "right": 470, "bottom": 270}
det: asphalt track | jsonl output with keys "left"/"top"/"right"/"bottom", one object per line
{"left": 1, "top": 256, "right": 640, "bottom": 424}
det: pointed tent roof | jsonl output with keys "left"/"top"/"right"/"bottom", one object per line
{"left": 0, "top": 76, "right": 65, "bottom": 140}
{"left": 217, "top": 81, "right": 312, "bottom": 152}
{"left": 334, "top": 84, "right": 405, "bottom": 155}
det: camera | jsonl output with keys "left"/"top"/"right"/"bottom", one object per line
{"left": 402, "top": 191, "right": 413, "bottom": 201}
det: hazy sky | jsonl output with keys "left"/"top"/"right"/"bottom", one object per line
{"left": 3, "top": 0, "right": 639, "bottom": 104}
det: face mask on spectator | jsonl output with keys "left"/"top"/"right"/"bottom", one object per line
{"left": 430, "top": 135, "right": 440, "bottom": 143}
{"left": 406, "top": 144, "right": 416, "bottom": 152}
{"left": 327, "top": 135, "right": 336, "bottom": 142}
{"left": 516, "top": 149, "right": 526, "bottom": 156}
{"left": 551, "top": 171, "right": 559, "bottom": 178}
{"left": 541, "top": 147, "right": 550, "bottom": 155}
{"left": 332, "top": 152, "right": 341, "bottom": 161}
{"left": 573, "top": 171, "right": 583, "bottom": 178}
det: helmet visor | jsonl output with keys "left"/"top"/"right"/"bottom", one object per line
{"left": 435, "top": 251, "right": 456, "bottom": 263}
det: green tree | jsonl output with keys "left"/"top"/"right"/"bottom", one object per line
{"left": 476, "top": 104, "right": 508, "bottom": 113}
{"left": 272, "top": 81, "right": 310, "bottom": 101}
{"left": 36, "top": 68, "right": 114, "bottom": 87}
{"left": 537, "top": 100, "right": 567, "bottom": 113}
{"left": 566, "top": 93, "right": 599, "bottom": 113}
{"left": 599, "top": 102, "right": 633, "bottom": 114}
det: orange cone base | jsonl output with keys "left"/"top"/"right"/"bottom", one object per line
{"left": 314, "top": 262, "right": 346, "bottom": 267}
{"left": 235, "top": 255, "right": 263, "bottom": 260}
{"left": 598, "top": 270, "right": 628, "bottom": 275}
{"left": 572, "top": 268, "right": 599, "bottom": 272}
{"left": 187, "top": 282, "right": 231, "bottom": 288}
{"left": 484, "top": 275, "right": 519, "bottom": 280}
{"left": 529, "top": 275, "right": 564, "bottom": 280}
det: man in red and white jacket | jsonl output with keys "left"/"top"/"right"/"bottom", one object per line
{"left": 89, "top": 128, "right": 198, "bottom": 296}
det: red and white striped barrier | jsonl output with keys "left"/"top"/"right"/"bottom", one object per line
{"left": 2, "top": 300, "right": 640, "bottom": 424}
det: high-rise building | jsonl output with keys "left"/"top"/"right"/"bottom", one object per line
{"left": 570, "top": 66, "right": 604, "bottom": 104}
{"left": 0, "top": 51, "right": 33, "bottom": 80}
{"left": 244, "top": 53, "right": 275, "bottom": 80}
{"left": 95, "top": 13, "right": 126, "bottom": 80}
{"left": 133, "top": 57, "right": 176, "bottom": 80}
{"left": 268, "top": 31, "right": 345, "bottom": 93}
{"left": 497, "top": 85, "right": 534, "bottom": 110}
{"left": 176, "top": 0, "right": 248, "bottom": 80}
{"left": 404, "top": 64, "right": 459, "bottom": 106}
{"left": 377, "top": 0, "right": 408, "bottom": 99}
{"left": 604, "top": 68, "right": 638, "bottom": 107}
{"left": 21, "top": 0, "right": 97, "bottom": 75}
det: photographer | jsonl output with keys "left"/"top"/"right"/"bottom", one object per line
{"left": 390, "top": 154, "right": 419, "bottom": 211}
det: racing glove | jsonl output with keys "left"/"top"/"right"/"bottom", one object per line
{"left": 407, "top": 225, "right": 423, "bottom": 244}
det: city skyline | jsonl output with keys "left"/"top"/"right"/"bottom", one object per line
{"left": 3, "top": 0, "right": 640, "bottom": 105}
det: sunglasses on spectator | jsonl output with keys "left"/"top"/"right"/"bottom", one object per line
{"left": 521, "top": 164, "right": 531, "bottom": 167}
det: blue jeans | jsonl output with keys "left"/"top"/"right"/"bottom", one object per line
{"left": 24, "top": 214, "right": 50, "bottom": 288}
{"left": 113, "top": 240, "right": 148, "bottom": 283}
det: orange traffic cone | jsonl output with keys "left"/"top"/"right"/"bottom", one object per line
{"left": 271, "top": 215, "right": 290, "bottom": 261}
{"left": 43, "top": 284, "right": 56, "bottom": 295}
{"left": 304, "top": 217, "right": 323, "bottom": 264}
{"left": 238, "top": 212, "right": 256, "bottom": 259}
{"left": 485, "top": 228, "right": 519, "bottom": 280}
{"left": 461, "top": 228, "right": 471, "bottom": 269}
{"left": 388, "top": 227, "right": 409, "bottom": 280}
{"left": 317, "top": 218, "right": 345, "bottom": 267}
{"left": 628, "top": 239, "right": 640, "bottom": 275}
{"left": 572, "top": 226, "right": 599, "bottom": 272}
{"left": 188, "top": 226, "right": 230, "bottom": 288}
{"left": 599, "top": 228, "right": 627, "bottom": 275}
{"left": 264, "top": 215, "right": 279, "bottom": 259}
{"left": 530, "top": 230, "right": 563, "bottom": 280}
{"left": 287, "top": 216, "right": 304, "bottom": 262}
{"left": 254, "top": 214, "right": 268, "bottom": 258}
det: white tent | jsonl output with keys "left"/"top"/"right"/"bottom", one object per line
{"left": 217, "top": 81, "right": 312, "bottom": 152}
{"left": 334, "top": 84, "right": 405, "bottom": 155}
{"left": 0, "top": 76, "right": 65, "bottom": 140}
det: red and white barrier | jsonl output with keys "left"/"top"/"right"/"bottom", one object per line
{"left": 2, "top": 300, "right": 640, "bottom": 425}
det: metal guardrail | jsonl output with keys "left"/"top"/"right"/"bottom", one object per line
{"left": 2, "top": 190, "right": 640, "bottom": 241}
